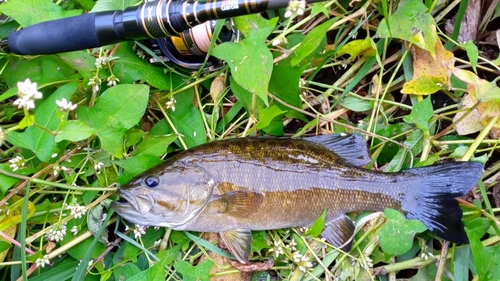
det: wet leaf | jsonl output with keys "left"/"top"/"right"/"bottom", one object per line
{"left": 174, "top": 260, "right": 215, "bottom": 281}
{"left": 212, "top": 21, "right": 277, "bottom": 105}
{"left": 380, "top": 209, "right": 426, "bottom": 256}
{"left": 403, "top": 96, "right": 433, "bottom": 131}
{"left": 401, "top": 39, "right": 454, "bottom": 95}
{"left": 377, "top": 0, "right": 438, "bottom": 56}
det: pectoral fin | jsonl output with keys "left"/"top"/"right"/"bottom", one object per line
{"left": 220, "top": 229, "right": 253, "bottom": 263}
{"left": 215, "top": 191, "right": 263, "bottom": 218}
{"left": 321, "top": 214, "right": 355, "bottom": 252}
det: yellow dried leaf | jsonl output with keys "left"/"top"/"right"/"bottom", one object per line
{"left": 454, "top": 95, "right": 483, "bottom": 135}
{"left": 337, "top": 38, "right": 374, "bottom": 62}
{"left": 401, "top": 39, "right": 454, "bottom": 95}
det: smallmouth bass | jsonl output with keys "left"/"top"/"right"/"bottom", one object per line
{"left": 111, "top": 135, "right": 484, "bottom": 263}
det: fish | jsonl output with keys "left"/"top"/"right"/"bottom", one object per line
{"left": 111, "top": 134, "right": 484, "bottom": 263}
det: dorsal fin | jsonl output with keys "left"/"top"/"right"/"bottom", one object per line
{"left": 303, "top": 134, "right": 371, "bottom": 167}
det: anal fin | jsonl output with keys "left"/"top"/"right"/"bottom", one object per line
{"left": 219, "top": 229, "right": 253, "bottom": 264}
{"left": 321, "top": 214, "right": 355, "bottom": 252}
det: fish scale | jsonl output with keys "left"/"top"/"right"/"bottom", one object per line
{"left": 111, "top": 135, "right": 484, "bottom": 263}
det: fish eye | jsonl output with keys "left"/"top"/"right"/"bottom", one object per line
{"left": 144, "top": 176, "right": 160, "bottom": 188}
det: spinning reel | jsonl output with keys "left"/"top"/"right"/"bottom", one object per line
{"left": 142, "top": 18, "right": 239, "bottom": 71}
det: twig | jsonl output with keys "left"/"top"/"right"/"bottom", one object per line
{"left": 434, "top": 241, "right": 449, "bottom": 281}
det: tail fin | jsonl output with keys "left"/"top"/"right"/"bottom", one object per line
{"left": 402, "top": 162, "right": 483, "bottom": 244}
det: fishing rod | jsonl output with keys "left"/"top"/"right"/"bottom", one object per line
{"left": 5, "top": 0, "right": 323, "bottom": 56}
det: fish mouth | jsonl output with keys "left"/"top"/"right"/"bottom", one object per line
{"left": 112, "top": 190, "right": 154, "bottom": 214}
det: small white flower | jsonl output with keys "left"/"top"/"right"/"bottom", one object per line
{"left": 268, "top": 240, "right": 284, "bottom": 257}
{"left": 95, "top": 56, "right": 107, "bottom": 68}
{"left": 285, "top": 0, "right": 306, "bottom": 18}
{"left": 293, "top": 252, "right": 313, "bottom": 272}
{"left": 13, "top": 78, "right": 43, "bottom": 110}
{"left": 66, "top": 203, "right": 87, "bottom": 219}
{"left": 154, "top": 239, "right": 161, "bottom": 247}
{"left": 51, "top": 153, "right": 58, "bottom": 158}
{"left": 94, "top": 161, "right": 104, "bottom": 174}
{"left": 45, "top": 223, "right": 67, "bottom": 242}
{"left": 286, "top": 239, "right": 297, "bottom": 251}
{"left": 56, "top": 98, "right": 77, "bottom": 111}
{"left": 70, "top": 226, "right": 79, "bottom": 236}
{"left": 87, "top": 77, "right": 102, "bottom": 95}
{"left": 106, "top": 75, "right": 120, "bottom": 87}
{"left": 272, "top": 38, "right": 282, "bottom": 46}
{"left": 8, "top": 156, "right": 24, "bottom": 171}
{"left": 35, "top": 255, "right": 50, "bottom": 268}
{"left": 134, "top": 225, "right": 147, "bottom": 239}
{"left": 53, "top": 165, "right": 61, "bottom": 176}
{"left": 165, "top": 98, "right": 176, "bottom": 112}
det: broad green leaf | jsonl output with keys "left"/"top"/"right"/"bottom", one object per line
{"left": 173, "top": 260, "right": 214, "bottom": 281}
{"left": 268, "top": 62, "right": 307, "bottom": 120}
{"left": 127, "top": 247, "right": 179, "bottom": 281}
{"left": 131, "top": 135, "right": 177, "bottom": 157}
{"left": 229, "top": 75, "right": 264, "bottom": 114}
{"left": 2, "top": 56, "right": 75, "bottom": 87}
{"left": 384, "top": 129, "right": 424, "bottom": 172}
{"left": 340, "top": 96, "right": 374, "bottom": 112}
{"left": 59, "top": 51, "right": 96, "bottom": 80}
{"left": 0, "top": 241, "right": 11, "bottom": 253}
{"left": 305, "top": 209, "right": 327, "bottom": 237}
{"left": 291, "top": 17, "right": 338, "bottom": 66}
{"left": 311, "top": 3, "right": 329, "bottom": 17}
{"left": 403, "top": 96, "right": 433, "bottom": 131}
{"left": 376, "top": 0, "right": 437, "bottom": 56}
{"left": 460, "top": 40, "right": 479, "bottom": 73}
{"left": 113, "top": 263, "right": 142, "bottom": 281}
{"left": 251, "top": 231, "right": 271, "bottom": 253}
{"left": 212, "top": 21, "right": 277, "bottom": 105}
{"left": 453, "top": 246, "right": 471, "bottom": 281}
{"left": 91, "top": 0, "right": 137, "bottom": 12}
{"left": 466, "top": 228, "right": 500, "bottom": 281}
{"left": 0, "top": 0, "right": 81, "bottom": 27}
{"left": 76, "top": 84, "right": 149, "bottom": 157}
{"left": 116, "top": 155, "right": 162, "bottom": 184}
{"left": 380, "top": 209, "right": 426, "bottom": 256}
{"left": 7, "top": 82, "right": 79, "bottom": 162}
{"left": 27, "top": 259, "right": 80, "bottom": 281}
{"left": 256, "top": 105, "right": 286, "bottom": 130}
{"left": 113, "top": 42, "right": 175, "bottom": 90}
{"left": 160, "top": 89, "right": 208, "bottom": 148}
{"left": 233, "top": 14, "right": 277, "bottom": 37}
{"left": 55, "top": 120, "right": 97, "bottom": 142}
{"left": 410, "top": 262, "right": 453, "bottom": 281}
{"left": 61, "top": 225, "right": 106, "bottom": 260}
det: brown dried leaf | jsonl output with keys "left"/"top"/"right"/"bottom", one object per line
{"left": 453, "top": 95, "right": 483, "bottom": 135}
{"left": 401, "top": 39, "right": 455, "bottom": 95}
{"left": 210, "top": 76, "right": 226, "bottom": 102}
{"left": 444, "top": 0, "right": 481, "bottom": 42}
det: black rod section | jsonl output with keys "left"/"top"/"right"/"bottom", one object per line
{"left": 7, "top": 0, "right": 321, "bottom": 55}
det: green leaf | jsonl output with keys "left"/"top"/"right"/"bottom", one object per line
{"left": 0, "top": 241, "right": 11, "bottom": 253}
{"left": 291, "top": 17, "right": 338, "bottom": 66}
{"left": 376, "top": 0, "right": 437, "bottom": 56}
{"left": 59, "top": 51, "right": 97, "bottom": 80}
{"left": 212, "top": 21, "right": 277, "bottom": 105}
{"left": 466, "top": 228, "right": 500, "bottom": 281}
{"left": 173, "top": 260, "right": 215, "bottom": 281}
{"left": 268, "top": 62, "right": 307, "bottom": 120}
{"left": 8, "top": 82, "right": 79, "bottom": 162}
{"left": 55, "top": 120, "right": 96, "bottom": 142}
{"left": 311, "top": 3, "right": 329, "bottom": 17}
{"left": 2, "top": 56, "right": 75, "bottom": 87}
{"left": 113, "top": 42, "right": 176, "bottom": 90}
{"left": 384, "top": 129, "right": 424, "bottom": 172}
{"left": 0, "top": 0, "right": 81, "bottom": 27}
{"left": 233, "top": 14, "right": 277, "bottom": 37}
{"left": 229, "top": 75, "right": 263, "bottom": 114}
{"left": 403, "top": 96, "right": 433, "bottom": 131}
{"left": 380, "top": 209, "right": 426, "bottom": 256}
{"left": 116, "top": 155, "right": 162, "bottom": 184}
{"left": 77, "top": 84, "right": 149, "bottom": 157}
{"left": 256, "top": 105, "right": 286, "bottom": 130}
{"left": 460, "top": 40, "right": 479, "bottom": 73}
{"left": 131, "top": 135, "right": 177, "bottom": 157}
{"left": 91, "top": 0, "right": 136, "bottom": 12}
{"left": 127, "top": 247, "right": 179, "bottom": 281}
{"left": 161, "top": 90, "right": 208, "bottom": 148}
{"left": 340, "top": 96, "right": 374, "bottom": 112}
{"left": 113, "top": 263, "right": 142, "bottom": 281}
{"left": 305, "top": 209, "right": 327, "bottom": 238}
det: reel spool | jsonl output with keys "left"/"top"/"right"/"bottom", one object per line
{"left": 142, "top": 19, "right": 238, "bottom": 72}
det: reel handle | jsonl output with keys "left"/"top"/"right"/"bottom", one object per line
{"left": 7, "top": 0, "right": 308, "bottom": 55}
